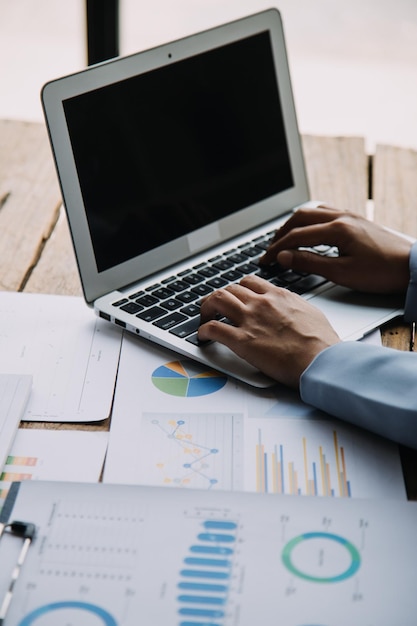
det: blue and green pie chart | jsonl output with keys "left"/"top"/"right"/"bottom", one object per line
{"left": 152, "top": 360, "right": 227, "bottom": 397}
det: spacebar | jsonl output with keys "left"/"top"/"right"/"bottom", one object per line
{"left": 169, "top": 316, "right": 201, "bottom": 338}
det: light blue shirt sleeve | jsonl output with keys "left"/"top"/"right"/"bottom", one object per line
{"left": 300, "top": 240, "right": 417, "bottom": 448}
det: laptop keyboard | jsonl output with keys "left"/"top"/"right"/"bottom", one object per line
{"left": 111, "top": 230, "right": 338, "bottom": 345}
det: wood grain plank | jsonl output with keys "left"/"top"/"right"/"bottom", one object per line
{"left": 0, "top": 119, "right": 62, "bottom": 291}
{"left": 373, "top": 144, "right": 417, "bottom": 237}
{"left": 301, "top": 135, "right": 368, "bottom": 215}
{"left": 24, "top": 210, "right": 82, "bottom": 296}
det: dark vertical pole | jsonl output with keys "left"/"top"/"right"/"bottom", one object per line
{"left": 86, "top": 0, "right": 119, "bottom": 66}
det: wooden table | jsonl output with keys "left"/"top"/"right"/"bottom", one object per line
{"left": 1, "top": 119, "right": 416, "bottom": 497}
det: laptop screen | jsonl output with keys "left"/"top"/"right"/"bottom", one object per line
{"left": 63, "top": 30, "right": 294, "bottom": 273}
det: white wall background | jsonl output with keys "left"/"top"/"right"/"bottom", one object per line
{"left": 1, "top": 0, "right": 417, "bottom": 152}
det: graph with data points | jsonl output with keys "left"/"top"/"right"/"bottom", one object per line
{"left": 136, "top": 412, "right": 244, "bottom": 490}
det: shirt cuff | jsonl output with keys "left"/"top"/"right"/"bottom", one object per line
{"left": 404, "top": 240, "right": 417, "bottom": 322}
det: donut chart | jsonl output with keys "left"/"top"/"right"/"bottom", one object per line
{"left": 282, "top": 531, "right": 361, "bottom": 583}
{"left": 18, "top": 601, "right": 117, "bottom": 625}
{"left": 152, "top": 360, "right": 227, "bottom": 397}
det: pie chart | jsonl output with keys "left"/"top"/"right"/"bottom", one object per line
{"left": 152, "top": 360, "right": 227, "bottom": 397}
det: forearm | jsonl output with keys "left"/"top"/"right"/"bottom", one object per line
{"left": 300, "top": 341, "right": 417, "bottom": 448}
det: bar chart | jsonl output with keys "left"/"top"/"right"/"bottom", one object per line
{"left": 255, "top": 427, "right": 351, "bottom": 497}
{"left": 177, "top": 517, "right": 238, "bottom": 626}
{"left": 240, "top": 416, "right": 402, "bottom": 498}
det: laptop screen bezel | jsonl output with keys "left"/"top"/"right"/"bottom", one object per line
{"left": 42, "top": 9, "right": 309, "bottom": 304}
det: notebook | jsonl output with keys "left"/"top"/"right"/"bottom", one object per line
{"left": 41, "top": 9, "right": 403, "bottom": 387}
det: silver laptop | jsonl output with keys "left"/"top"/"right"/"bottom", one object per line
{"left": 41, "top": 9, "right": 402, "bottom": 387}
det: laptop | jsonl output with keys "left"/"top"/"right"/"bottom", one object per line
{"left": 41, "top": 9, "right": 403, "bottom": 387}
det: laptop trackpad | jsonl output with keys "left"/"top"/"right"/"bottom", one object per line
{"left": 310, "top": 286, "right": 403, "bottom": 341}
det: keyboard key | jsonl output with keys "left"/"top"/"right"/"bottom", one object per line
{"left": 207, "top": 276, "right": 228, "bottom": 288}
{"left": 213, "top": 259, "right": 234, "bottom": 271}
{"left": 226, "top": 252, "right": 246, "bottom": 264}
{"left": 183, "top": 273, "right": 204, "bottom": 285}
{"left": 136, "top": 294, "right": 159, "bottom": 307}
{"left": 191, "top": 284, "right": 213, "bottom": 296}
{"left": 221, "top": 269, "right": 243, "bottom": 282}
{"left": 198, "top": 266, "right": 219, "bottom": 278}
{"left": 279, "top": 270, "right": 303, "bottom": 284}
{"left": 152, "top": 287, "right": 175, "bottom": 299}
{"left": 169, "top": 280, "right": 189, "bottom": 292}
{"left": 255, "top": 263, "right": 285, "bottom": 280}
{"left": 289, "top": 274, "right": 328, "bottom": 294}
{"left": 129, "top": 290, "right": 145, "bottom": 300}
{"left": 176, "top": 291, "right": 199, "bottom": 304}
{"left": 161, "top": 298, "right": 182, "bottom": 311}
{"left": 241, "top": 245, "right": 263, "bottom": 257}
{"left": 153, "top": 311, "right": 187, "bottom": 330}
{"left": 170, "top": 317, "right": 201, "bottom": 338}
{"left": 236, "top": 262, "right": 258, "bottom": 274}
{"left": 136, "top": 306, "right": 166, "bottom": 322}
{"left": 113, "top": 298, "right": 129, "bottom": 307}
{"left": 180, "top": 303, "right": 201, "bottom": 316}
{"left": 120, "top": 301, "right": 144, "bottom": 314}
{"left": 145, "top": 282, "right": 161, "bottom": 291}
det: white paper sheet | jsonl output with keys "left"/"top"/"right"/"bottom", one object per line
{"left": 0, "top": 427, "right": 109, "bottom": 511}
{"left": 1, "top": 480, "right": 417, "bottom": 625}
{"left": 0, "top": 374, "right": 32, "bottom": 469}
{"left": 0, "top": 292, "right": 122, "bottom": 422}
{"left": 103, "top": 334, "right": 406, "bottom": 499}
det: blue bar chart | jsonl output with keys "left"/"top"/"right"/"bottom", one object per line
{"left": 177, "top": 519, "right": 238, "bottom": 626}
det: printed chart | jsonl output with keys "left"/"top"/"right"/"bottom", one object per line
{"left": 152, "top": 360, "right": 228, "bottom": 397}
{"left": 4, "top": 481, "right": 417, "bottom": 626}
{"left": 245, "top": 417, "right": 404, "bottom": 498}
{"left": 136, "top": 412, "right": 244, "bottom": 491}
{"left": 17, "top": 601, "right": 117, "bottom": 626}
{"left": 256, "top": 428, "right": 351, "bottom": 497}
{"left": 177, "top": 514, "right": 240, "bottom": 624}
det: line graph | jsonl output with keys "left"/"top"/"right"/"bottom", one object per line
{"left": 136, "top": 412, "right": 244, "bottom": 490}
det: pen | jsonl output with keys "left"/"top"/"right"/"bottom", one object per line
{"left": 0, "top": 521, "right": 36, "bottom": 626}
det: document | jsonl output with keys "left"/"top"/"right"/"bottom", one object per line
{"left": 0, "top": 292, "right": 122, "bottom": 422}
{"left": 1, "top": 480, "right": 416, "bottom": 625}
{"left": 0, "top": 374, "right": 31, "bottom": 470}
{"left": 103, "top": 334, "right": 406, "bottom": 499}
{"left": 0, "top": 428, "right": 109, "bottom": 511}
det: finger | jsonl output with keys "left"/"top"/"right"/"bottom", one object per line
{"left": 270, "top": 206, "right": 343, "bottom": 244}
{"left": 239, "top": 274, "right": 281, "bottom": 295}
{"left": 261, "top": 221, "right": 340, "bottom": 265}
{"left": 198, "top": 316, "right": 242, "bottom": 344}
{"left": 224, "top": 281, "right": 260, "bottom": 304}
{"left": 277, "top": 249, "right": 349, "bottom": 283}
{"left": 199, "top": 288, "right": 246, "bottom": 325}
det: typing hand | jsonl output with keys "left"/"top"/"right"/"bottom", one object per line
{"left": 198, "top": 275, "right": 340, "bottom": 388}
{"left": 260, "top": 206, "right": 412, "bottom": 294}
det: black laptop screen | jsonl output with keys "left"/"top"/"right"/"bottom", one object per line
{"left": 63, "top": 31, "right": 294, "bottom": 273}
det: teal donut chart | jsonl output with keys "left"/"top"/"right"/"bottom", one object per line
{"left": 282, "top": 531, "right": 361, "bottom": 583}
{"left": 18, "top": 601, "right": 117, "bottom": 626}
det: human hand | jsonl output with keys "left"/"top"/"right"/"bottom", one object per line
{"left": 198, "top": 275, "right": 340, "bottom": 388}
{"left": 260, "top": 206, "right": 412, "bottom": 293}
